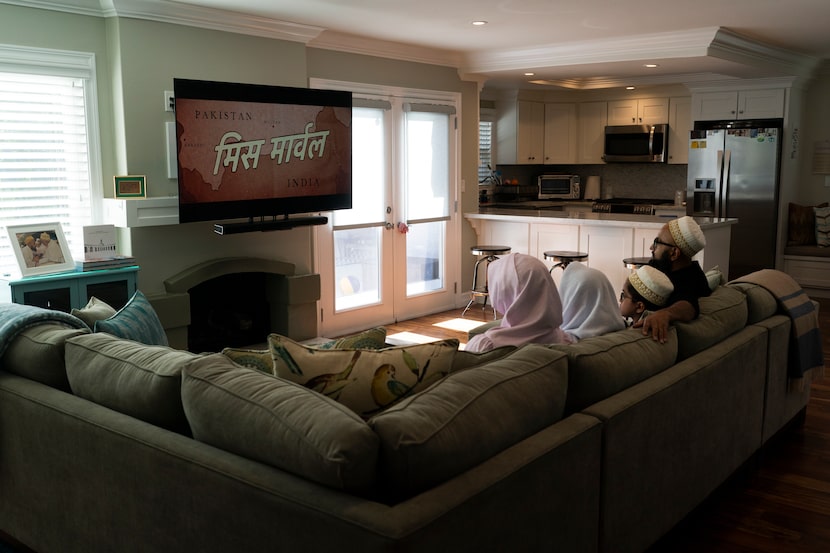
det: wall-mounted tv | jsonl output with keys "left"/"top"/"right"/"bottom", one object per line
{"left": 173, "top": 78, "right": 352, "bottom": 228}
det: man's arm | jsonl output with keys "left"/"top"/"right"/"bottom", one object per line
{"left": 633, "top": 300, "right": 696, "bottom": 343}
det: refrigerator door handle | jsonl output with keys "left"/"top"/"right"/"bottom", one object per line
{"left": 715, "top": 149, "right": 724, "bottom": 218}
{"left": 721, "top": 149, "right": 732, "bottom": 218}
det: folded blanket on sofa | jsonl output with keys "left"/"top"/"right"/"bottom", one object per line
{"left": 733, "top": 269, "right": 824, "bottom": 384}
{"left": 0, "top": 303, "right": 88, "bottom": 358}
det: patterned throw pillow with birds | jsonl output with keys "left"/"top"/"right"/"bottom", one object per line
{"left": 269, "top": 334, "right": 459, "bottom": 418}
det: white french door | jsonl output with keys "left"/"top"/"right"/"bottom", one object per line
{"left": 313, "top": 81, "right": 460, "bottom": 337}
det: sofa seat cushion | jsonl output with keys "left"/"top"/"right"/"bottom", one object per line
{"left": 368, "top": 344, "right": 568, "bottom": 501}
{"left": 549, "top": 328, "right": 678, "bottom": 414}
{"left": 674, "top": 285, "right": 748, "bottom": 361}
{"left": 1, "top": 324, "right": 90, "bottom": 391}
{"left": 270, "top": 334, "right": 458, "bottom": 418}
{"left": 181, "top": 353, "right": 378, "bottom": 493}
{"left": 65, "top": 333, "right": 200, "bottom": 433}
{"left": 727, "top": 282, "right": 778, "bottom": 324}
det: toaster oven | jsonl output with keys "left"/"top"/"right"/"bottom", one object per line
{"left": 538, "top": 174, "right": 581, "bottom": 200}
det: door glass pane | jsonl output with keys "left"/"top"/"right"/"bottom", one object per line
{"left": 333, "top": 107, "right": 385, "bottom": 227}
{"left": 406, "top": 221, "right": 444, "bottom": 295}
{"left": 334, "top": 227, "right": 382, "bottom": 311}
{"left": 405, "top": 111, "right": 449, "bottom": 221}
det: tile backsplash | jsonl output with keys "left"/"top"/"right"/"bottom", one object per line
{"left": 490, "top": 163, "right": 687, "bottom": 201}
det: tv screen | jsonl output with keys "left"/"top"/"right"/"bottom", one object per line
{"left": 173, "top": 78, "right": 352, "bottom": 224}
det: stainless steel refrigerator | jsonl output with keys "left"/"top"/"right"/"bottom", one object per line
{"left": 687, "top": 118, "right": 783, "bottom": 279}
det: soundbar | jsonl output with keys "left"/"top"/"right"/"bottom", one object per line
{"left": 213, "top": 216, "right": 328, "bottom": 235}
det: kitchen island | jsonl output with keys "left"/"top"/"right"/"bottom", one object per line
{"left": 465, "top": 208, "right": 737, "bottom": 290}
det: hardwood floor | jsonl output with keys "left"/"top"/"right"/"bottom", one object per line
{"left": 384, "top": 297, "right": 830, "bottom": 553}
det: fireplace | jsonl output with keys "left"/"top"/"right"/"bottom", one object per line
{"left": 146, "top": 257, "right": 321, "bottom": 351}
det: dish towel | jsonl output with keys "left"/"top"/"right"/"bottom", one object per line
{"left": 733, "top": 269, "right": 824, "bottom": 388}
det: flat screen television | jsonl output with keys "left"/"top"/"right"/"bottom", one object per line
{"left": 173, "top": 78, "right": 352, "bottom": 228}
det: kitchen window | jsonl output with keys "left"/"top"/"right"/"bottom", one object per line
{"left": 0, "top": 45, "right": 102, "bottom": 279}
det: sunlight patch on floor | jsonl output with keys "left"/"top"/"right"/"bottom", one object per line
{"left": 386, "top": 330, "right": 469, "bottom": 351}
{"left": 433, "top": 318, "right": 484, "bottom": 332}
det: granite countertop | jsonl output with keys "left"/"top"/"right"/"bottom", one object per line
{"left": 466, "top": 208, "right": 737, "bottom": 229}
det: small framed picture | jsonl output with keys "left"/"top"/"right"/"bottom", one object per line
{"left": 7, "top": 223, "right": 75, "bottom": 277}
{"left": 114, "top": 175, "right": 146, "bottom": 199}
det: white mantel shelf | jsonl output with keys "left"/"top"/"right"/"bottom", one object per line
{"left": 104, "top": 197, "right": 179, "bottom": 228}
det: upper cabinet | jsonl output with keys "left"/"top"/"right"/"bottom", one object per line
{"left": 543, "top": 103, "right": 578, "bottom": 164}
{"left": 577, "top": 101, "right": 608, "bottom": 164}
{"left": 691, "top": 89, "right": 785, "bottom": 121}
{"left": 607, "top": 98, "right": 669, "bottom": 126}
{"left": 496, "top": 100, "right": 544, "bottom": 164}
{"left": 667, "top": 97, "right": 691, "bottom": 165}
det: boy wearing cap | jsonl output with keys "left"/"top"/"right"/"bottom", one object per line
{"left": 636, "top": 216, "right": 711, "bottom": 343}
{"left": 620, "top": 265, "right": 675, "bottom": 326}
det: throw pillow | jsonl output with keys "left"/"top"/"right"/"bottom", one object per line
{"left": 705, "top": 266, "right": 724, "bottom": 291}
{"left": 269, "top": 333, "right": 458, "bottom": 418}
{"left": 70, "top": 296, "right": 117, "bottom": 329}
{"left": 815, "top": 205, "right": 830, "bottom": 247}
{"left": 94, "top": 290, "right": 168, "bottom": 346}
{"left": 787, "top": 202, "right": 828, "bottom": 245}
{"left": 65, "top": 333, "right": 201, "bottom": 434}
{"left": 368, "top": 344, "right": 568, "bottom": 501}
{"left": 316, "top": 326, "right": 387, "bottom": 350}
{"left": 221, "top": 347, "right": 274, "bottom": 374}
{"left": 181, "top": 353, "right": 378, "bottom": 492}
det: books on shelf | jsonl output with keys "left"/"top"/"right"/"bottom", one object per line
{"left": 75, "top": 255, "right": 137, "bottom": 272}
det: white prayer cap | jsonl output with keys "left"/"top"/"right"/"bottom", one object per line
{"left": 668, "top": 216, "right": 705, "bottom": 258}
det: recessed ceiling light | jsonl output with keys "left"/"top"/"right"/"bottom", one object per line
{"left": 644, "top": 64, "right": 659, "bottom": 68}
{"left": 524, "top": 72, "right": 535, "bottom": 76}
{"left": 472, "top": 20, "right": 487, "bottom": 26}
{"left": 626, "top": 86, "right": 636, "bottom": 90}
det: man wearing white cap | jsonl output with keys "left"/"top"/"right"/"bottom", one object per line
{"left": 635, "top": 215, "right": 711, "bottom": 343}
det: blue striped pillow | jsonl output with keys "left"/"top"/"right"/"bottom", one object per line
{"left": 94, "top": 291, "right": 168, "bottom": 346}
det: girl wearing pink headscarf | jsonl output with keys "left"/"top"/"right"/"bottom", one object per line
{"left": 465, "top": 253, "right": 568, "bottom": 352}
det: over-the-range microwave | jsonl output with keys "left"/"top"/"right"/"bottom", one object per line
{"left": 603, "top": 123, "right": 668, "bottom": 163}
{"left": 538, "top": 174, "right": 580, "bottom": 200}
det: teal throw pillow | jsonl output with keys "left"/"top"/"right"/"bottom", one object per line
{"left": 94, "top": 290, "right": 168, "bottom": 346}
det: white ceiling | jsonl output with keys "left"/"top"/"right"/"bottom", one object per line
{"left": 13, "top": 0, "right": 830, "bottom": 89}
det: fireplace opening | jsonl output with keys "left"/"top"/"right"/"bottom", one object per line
{"left": 187, "top": 272, "right": 270, "bottom": 353}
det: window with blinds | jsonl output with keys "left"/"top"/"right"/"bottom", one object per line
{"left": 0, "top": 47, "right": 99, "bottom": 279}
{"left": 478, "top": 120, "right": 493, "bottom": 183}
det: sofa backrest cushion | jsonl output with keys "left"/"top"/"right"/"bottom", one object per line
{"left": 674, "top": 285, "right": 748, "bottom": 361}
{"left": 65, "top": 333, "right": 199, "bottom": 434}
{"left": 727, "top": 282, "right": 778, "bottom": 324}
{"left": 270, "top": 334, "right": 458, "bottom": 418}
{"left": 368, "top": 344, "right": 568, "bottom": 502}
{"left": 181, "top": 353, "right": 378, "bottom": 493}
{"left": 1, "top": 323, "right": 89, "bottom": 391}
{"left": 549, "top": 327, "right": 678, "bottom": 414}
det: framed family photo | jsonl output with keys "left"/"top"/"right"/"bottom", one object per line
{"left": 7, "top": 222, "right": 75, "bottom": 277}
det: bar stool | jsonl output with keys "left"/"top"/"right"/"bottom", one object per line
{"left": 462, "top": 245, "right": 511, "bottom": 319}
{"left": 543, "top": 250, "right": 588, "bottom": 272}
{"left": 622, "top": 256, "right": 651, "bottom": 271}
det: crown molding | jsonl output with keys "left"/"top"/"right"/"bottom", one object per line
{"left": 1, "top": 0, "right": 324, "bottom": 43}
{"left": 308, "top": 30, "right": 461, "bottom": 68}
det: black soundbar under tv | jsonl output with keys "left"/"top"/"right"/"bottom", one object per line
{"left": 213, "top": 216, "right": 328, "bottom": 235}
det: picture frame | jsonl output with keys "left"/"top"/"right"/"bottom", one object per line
{"left": 7, "top": 223, "right": 75, "bottom": 277}
{"left": 113, "top": 175, "right": 146, "bottom": 199}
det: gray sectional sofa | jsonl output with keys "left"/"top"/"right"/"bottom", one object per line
{"left": 0, "top": 275, "right": 821, "bottom": 553}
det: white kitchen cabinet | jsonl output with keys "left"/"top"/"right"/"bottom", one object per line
{"left": 577, "top": 101, "right": 607, "bottom": 164}
{"left": 580, "top": 225, "right": 635, "bottom": 291}
{"left": 528, "top": 223, "right": 580, "bottom": 287}
{"left": 691, "top": 89, "right": 785, "bottom": 121}
{"left": 516, "top": 100, "right": 545, "bottom": 164}
{"left": 607, "top": 98, "right": 669, "bottom": 126}
{"left": 543, "top": 103, "right": 578, "bottom": 164}
{"left": 667, "top": 96, "right": 691, "bottom": 164}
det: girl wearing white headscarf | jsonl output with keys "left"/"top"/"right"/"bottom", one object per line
{"left": 559, "top": 262, "right": 626, "bottom": 343}
{"left": 465, "top": 253, "right": 568, "bottom": 352}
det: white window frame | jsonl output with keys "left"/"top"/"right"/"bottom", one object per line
{"left": 0, "top": 44, "right": 103, "bottom": 278}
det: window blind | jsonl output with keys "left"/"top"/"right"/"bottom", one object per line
{"left": 0, "top": 71, "right": 93, "bottom": 278}
{"left": 478, "top": 120, "right": 493, "bottom": 183}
